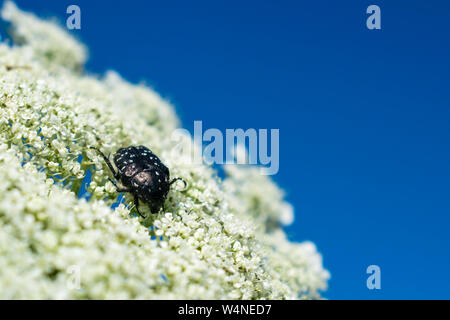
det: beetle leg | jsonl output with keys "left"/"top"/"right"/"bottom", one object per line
{"left": 134, "top": 195, "right": 145, "bottom": 218}
{"left": 108, "top": 178, "right": 130, "bottom": 193}
{"left": 169, "top": 177, "right": 187, "bottom": 189}
{"left": 90, "top": 147, "right": 120, "bottom": 180}
{"left": 108, "top": 177, "right": 118, "bottom": 187}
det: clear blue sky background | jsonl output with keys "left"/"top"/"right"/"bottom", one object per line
{"left": 9, "top": 0, "right": 450, "bottom": 299}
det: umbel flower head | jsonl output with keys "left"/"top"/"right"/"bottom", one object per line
{"left": 0, "top": 1, "right": 329, "bottom": 299}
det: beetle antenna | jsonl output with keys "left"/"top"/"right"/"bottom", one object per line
{"left": 89, "top": 146, "right": 119, "bottom": 179}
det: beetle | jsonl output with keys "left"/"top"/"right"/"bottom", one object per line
{"left": 90, "top": 145, "right": 185, "bottom": 217}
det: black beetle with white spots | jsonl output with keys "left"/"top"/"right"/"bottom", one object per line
{"left": 91, "top": 146, "right": 185, "bottom": 217}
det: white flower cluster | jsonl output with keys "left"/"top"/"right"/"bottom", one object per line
{"left": 0, "top": 2, "right": 329, "bottom": 299}
{"left": 1, "top": 1, "right": 87, "bottom": 71}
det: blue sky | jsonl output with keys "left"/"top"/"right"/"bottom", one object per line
{"left": 9, "top": 0, "right": 450, "bottom": 299}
